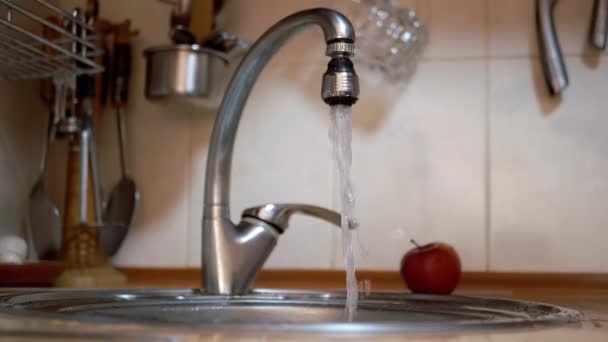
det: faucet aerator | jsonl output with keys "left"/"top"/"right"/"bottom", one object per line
{"left": 322, "top": 56, "right": 359, "bottom": 106}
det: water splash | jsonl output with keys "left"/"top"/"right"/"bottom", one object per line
{"left": 329, "top": 104, "right": 358, "bottom": 321}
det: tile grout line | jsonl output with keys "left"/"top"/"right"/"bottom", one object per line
{"left": 421, "top": 53, "right": 605, "bottom": 63}
{"left": 483, "top": 0, "right": 492, "bottom": 272}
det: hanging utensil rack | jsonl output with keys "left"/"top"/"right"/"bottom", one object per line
{"left": 0, "top": 0, "right": 103, "bottom": 80}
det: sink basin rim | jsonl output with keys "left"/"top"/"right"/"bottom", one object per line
{"left": 0, "top": 289, "right": 583, "bottom": 335}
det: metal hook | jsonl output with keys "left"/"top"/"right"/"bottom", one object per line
{"left": 536, "top": 0, "right": 568, "bottom": 96}
{"left": 590, "top": 0, "right": 608, "bottom": 50}
{"left": 536, "top": 0, "right": 608, "bottom": 96}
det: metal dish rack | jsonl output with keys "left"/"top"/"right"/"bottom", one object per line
{"left": 0, "top": 0, "right": 103, "bottom": 80}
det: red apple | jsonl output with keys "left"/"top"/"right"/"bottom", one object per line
{"left": 400, "top": 240, "right": 461, "bottom": 295}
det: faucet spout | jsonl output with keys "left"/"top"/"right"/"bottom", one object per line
{"left": 204, "top": 8, "right": 356, "bottom": 211}
{"left": 202, "top": 8, "right": 358, "bottom": 295}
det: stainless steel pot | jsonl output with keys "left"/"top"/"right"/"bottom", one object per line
{"left": 144, "top": 39, "right": 249, "bottom": 99}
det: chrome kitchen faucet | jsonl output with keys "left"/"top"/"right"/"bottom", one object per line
{"left": 202, "top": 8, "right": 359, "bottom": 295}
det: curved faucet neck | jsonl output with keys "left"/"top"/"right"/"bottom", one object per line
{"left": 202, "top": 8, "right": 355, "bottom": 219}
{"left": 202, "top": 8, "right": 357, "bottom": 295}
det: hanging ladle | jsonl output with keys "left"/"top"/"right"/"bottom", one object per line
{"left": 102, "top": 22, "right": 139, "bottom": 256}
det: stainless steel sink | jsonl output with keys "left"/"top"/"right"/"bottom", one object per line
{"left": 0, "top": 289, "right": 582, "bottom": 337}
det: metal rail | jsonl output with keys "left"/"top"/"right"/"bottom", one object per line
{"left": 0, "top": 0, "right": 103, "bottom": 80}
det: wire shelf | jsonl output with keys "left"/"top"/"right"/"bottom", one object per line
{"left": 0, "top": 0, "right": 104, "bottom": 80}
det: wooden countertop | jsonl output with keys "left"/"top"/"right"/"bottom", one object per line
{"left": 120, "top": 268, "right": 608, "bottom": 290}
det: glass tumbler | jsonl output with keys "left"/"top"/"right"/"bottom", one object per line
{"left": 337, "top": 0, "right": 427, "bottom": 81}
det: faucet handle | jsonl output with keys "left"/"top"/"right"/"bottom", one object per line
{"left": 242, "top": 203, "right": 357, "bottom": 232}
{"left": 590, "top": 0, "right": 608, "bottom": 49}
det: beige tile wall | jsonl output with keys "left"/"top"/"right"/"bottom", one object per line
{"left": 488, "top": 0, "right": 608, "bottom": 272}
{"left": 2, "top": 0, "right": 605, "bottom": 272}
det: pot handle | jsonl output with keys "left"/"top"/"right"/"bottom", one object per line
{"left": 204, "top": 32, "right": 251, "bottom": 63}
{"left": 220, "top": 39, "right": 251, "bottom": 63}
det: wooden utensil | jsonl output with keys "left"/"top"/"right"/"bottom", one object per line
{"left": 190, "top": 0, "right": 214, "bottom": 42}
{"left": 54, "top": 5, "right": 126, "bottom": 287}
